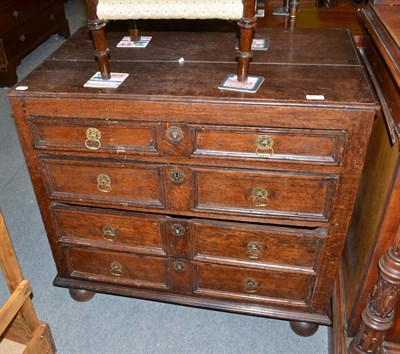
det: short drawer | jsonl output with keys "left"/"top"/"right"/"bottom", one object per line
{"left": 64, "top": 246, "right": 170, "bottom": 290}
{"left": 30, "top": 117, "right": 161, "bottom": 156}
{"left": 52, "top": 205, "right": 168, "bottom": 256}
{"left": 192, "top": 167, "right": 338, "bottom": 222}
{"left": 41, "top": 158, "right": 165, "bottom": 209}
{"left": 191, "top": 219, "right": 325, "bottom": 272}
{"left": 190, "top": 125, "right": 346, "bottom": 165}
{"left": 193, "top": 262, "right": 314, "bottom": 306}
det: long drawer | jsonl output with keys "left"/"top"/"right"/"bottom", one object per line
{"left": 42, "top": 158, "right": 338, "bottom": 223}
{"left": 52, "top": 205, "right": 324, "bottom": 272}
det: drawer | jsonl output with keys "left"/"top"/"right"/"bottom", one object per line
{"left": 41, "top": 158, "right": 165, "bottom": 209}
{"left": 1, "top": 1, "right": 65, "bottom": 62}
{"left": 192, "top": 167, "right": 338, "bottom": 222}
{"left": 0, "top": 0, "right": 56, "bottom": 35}
{"left": 52, "top": 205, "right": 168, "bottom": 256}
{"left": 30, "top": 117, "right": 161, "bottom": 156}
{"left": 64, "top": 246, "right": 170, "bottom": 290}
{"left": 189, "top": 125, "right": 346, "bottom": 165}
{"left": 190, "top": 219, "right": 325, "bottom": 272}
{"left": 193, "top": 262, "right": 314, "bottom": 306}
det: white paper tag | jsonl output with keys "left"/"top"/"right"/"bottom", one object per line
{"left": 16, "top": 86, "right": 29, "bottom": 91}
{"left": 306, "top": 94, "right": 325, "bottom": 100}
{"left": 116, "top": 36, "right": 152, "bottom": 48}
{"left": 84, "top": 72, "right": 129, "bottom": 88}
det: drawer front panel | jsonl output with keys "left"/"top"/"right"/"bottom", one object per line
{"left": 64, "top": 246, "right": 170, "bottom": 290}
{"left": 42, "top": 159, "right": 165, "bottom": 208}
{"left": 52, "top": 205, "right": 167, "bottom": 256}
{"left": 191, "top": 220, "right": 324, "bottom": 271}
{"left": 190, "top": 125, "right": 346, "bottom": 165}
{"left": 193, "top": 168, "right": 338, "bottom": 222}
{"left": 193, "top": 262, "right": 313, "bottom": 306}
{"left": 30, "top": 118, "right": 161, "bottom": 155}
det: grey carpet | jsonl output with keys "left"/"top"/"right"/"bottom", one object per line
{"left": 0, "top": 1, "right": 328, "bottom": 352}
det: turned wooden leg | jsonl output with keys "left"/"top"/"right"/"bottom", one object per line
{"left": 289, "top": 321, "right": 319, "bottom": 337}
{"left": 129, "top": 20, "right": 141, "bottom": 42}
{"left": 69, "top": 288, "right": 96, "bottom": 302}
{"left": 237, "top": 0, "right": 257, "bottom": 82}
{"left": 289, "top": 0, "right": 300, "bottom": 21}
{"left": 86, "top": 0, "right": 110, "bottom": 79}
{"left": 348, "top": 244, "right": 400, "bottom": 354}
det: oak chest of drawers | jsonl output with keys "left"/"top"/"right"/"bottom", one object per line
{"left": 0, "top": 0, "right": 69, "bottom": 87}
{"left": 8, "top": 27, "right": 377, "bottom": 335}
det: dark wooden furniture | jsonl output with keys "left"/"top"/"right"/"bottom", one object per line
{"left": 332, "top": 1, "right": 400, "bottom": 353}
{"left": 0, "top": 0, "right": 70, "bottom": 87}
{"left": 9, "top": 27, "right": 376, "bottom": 337}
{"left": 0, "top": 213, "right": 56, "bottom": 353}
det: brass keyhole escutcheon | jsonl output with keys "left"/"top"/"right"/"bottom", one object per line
{"left": 256, "top": 135, "right": 274, "bottom": 158}
{"left": 166, "top": 126, "right": 183, "bottom": 144}
{"left": 110, "top": 262, "right": 123, "bottom": 277}
{"left": 169, "top": 169, "right": 185, "bottom": 185}
{"left": 97, "top": 174, "right": 112, "bottom": 193}
{"left": 85, "top": 127, "right": 102, "bottom": 150}
{"left": 102, "top": 225, "right": 117, "bottom": 242}
{"left": 173, "top": 261, "right": 186, "bottom": 273}
{"left": 171, "top": 224, "right": 185, "bottom": 237}
{"left": 244, "top": 278, "right": 259, "bottom": 293}
{"left": 252, "top": 187, "right": 269, "bottom": 207}
{"left": 246, "top": 241, "right": 264, "bottom": 260}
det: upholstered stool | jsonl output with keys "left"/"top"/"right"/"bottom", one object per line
{"left": 86, "top": 0, "right": 260, "bottom": 84}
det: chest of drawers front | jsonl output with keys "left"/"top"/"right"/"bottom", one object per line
{"left": 10, "top": 95, "right": 374, "bottom": 327}
{"left": 9, "top": 28, "right": 377, "bottom": 334}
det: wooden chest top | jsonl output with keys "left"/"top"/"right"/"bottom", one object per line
{"left": 9, "top": 27, "right": 376, "bottom": 110}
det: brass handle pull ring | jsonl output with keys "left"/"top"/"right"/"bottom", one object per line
{"left": 173, "top": 261, "right": 186, "bottom": 273}
{"left": 85, "top": 127, "right": 102, "bottom": 150}
{"left": 102, "top": 225, "right": 117, "bottom": 242}
{"left": 97, "top": 174, "right": 112, "bottom": 193}
{"left": 256, "top": 135, "right": 274, "bottom": 158}
{"left": 244, "top": 278, "right": 259, "bottom": 293}
{"left": 252, "top": 187, "right": 269, "bottom": 207}
{"left": 171, "top": 224, "right": 185, "bottom": 237}
{"left": 246, "top": 241, "right": 264, "bottom": 260}
{"left": 110, "top": 262, "right": 123, "bottom": 277}
{"left": 166, "top": 126, "right": 183, "bottom": 144}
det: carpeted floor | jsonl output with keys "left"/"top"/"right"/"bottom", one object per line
{"left": 0, "top": 1, "right": 329, "bottom": 353}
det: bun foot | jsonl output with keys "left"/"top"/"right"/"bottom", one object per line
{"left": 289, "top": 321, "right": 319, "bottom": 337}
{"left": 69, "top": 288, "right": 95, "bottom": 302}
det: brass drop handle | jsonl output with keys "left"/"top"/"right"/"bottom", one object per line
{"left": 110, "top": 262, "right": 123, "bottom": 277}
{"left": 169, "top": 169, "right": 185, "bottom": 185}
{"left": 244, "top": 278, "right": 259, "bottom": 293}
{"left": 166, "top": 126, "right": 183, "bottom": 144}
{"left": 173, "top": 261, "right": 186, "bottom": 273}
{"left": 246, "top": 241, "right": 264, "bottom": 260}
{"left": 171, "top": 224, "right": 185, "bottom": 237}
{"left": 19, "top": 34, "right": 25, "bottom": 42}
{"left": 85, "top": 127, "right": 102, "bottom": 150}
{"left": 13, "top": 10, "right": 19, "bottom": 18}
{"left": 102, "top": 225, "right": 117, "bottom": 242}
{"left": 256, "top": 135, "right": 274, "bottom": 158}
{"left": 50, "top": 14, "right": 56, "bottom": 21}
{"left": 252, "top": 187, "right": 269, "bottom": 207}
{"left": 97, "top": 174, "right": 112, "bottom": 193}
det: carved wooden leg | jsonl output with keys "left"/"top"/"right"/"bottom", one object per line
{"left": 86, "top": 0, "right": 111, "bottom": 79}
{"left": 289, "top": 321, "right": 319, "bottom": 337}
{"left": 69, "top": 288, "right": 96, "bottom": 302}
{"left": 237, "top": 0, "right": 257, "bottom": 82}
{"left": 348, "top": 245, "right": 400, "bottom": 354}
